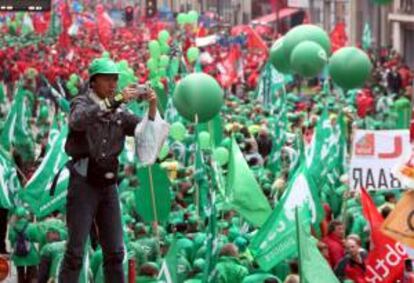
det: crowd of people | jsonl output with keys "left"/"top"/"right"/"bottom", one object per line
{"left": 0, "top": 1, "right": 413, "bottom": 283}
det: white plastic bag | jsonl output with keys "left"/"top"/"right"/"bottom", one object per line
{"left": 134, "top": 111, "right": 170, "bottom": 166}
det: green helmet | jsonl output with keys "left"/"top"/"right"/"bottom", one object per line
{"left": 89, "top": 58, "right": 120, "bottom": 79}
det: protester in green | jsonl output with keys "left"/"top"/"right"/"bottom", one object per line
{"left": 215, "top": 243, "right": 249, "bottom": 283}
{"left": 9, "top": 207, "right": 40, "bottom": 283}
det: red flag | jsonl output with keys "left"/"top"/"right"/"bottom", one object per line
{"left": 58, "top": 3, "right": 72, "bottom": 47}
{"left": 217, "top": 46, "right": 240, "bottom": 88}
{"left": 32, "top": 12, "right": 50, "bottom": 34}
{"left": 96, "top": 6, "right": 113, "bottom": 50}
{"left": 330, "top": 22, "right": 348, "bottom": 52}
{"left": 361, "top": 188, "right": 407, "bottom": 283}
{"left": 231, "top": 25, "right": 268, "bottom": 54}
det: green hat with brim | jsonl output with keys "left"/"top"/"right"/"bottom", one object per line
{"left": 89, "top": 58, "right": 120, "bottom": 79}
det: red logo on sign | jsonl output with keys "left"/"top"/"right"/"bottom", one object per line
{"left": 355, "top": 133, "right": 375, "bottom": 156}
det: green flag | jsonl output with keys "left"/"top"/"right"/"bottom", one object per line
{"left": 0, "top": 147, "right": 21, "bottom": 209}
{"left": 20, "top": 125, "right": 69, "bottom": 216}
{"left": 227, "top": 138, "right": 271, "bottom": 227}
{"left": 249, "top": 164, "right": 324, "bottom": 271}
{"left": 362, "top": 22, "right": 372, "bottom": 50}
{"left": 194, "top": 143, "right": 209, "bottom": 218}
{"left": 135, "top": 164, "right": 171, "bottom": 223}
{"left": 296, "top": 209, "right": 339, "bottom": 283}
{"left": 197, "top": 114, "right": 223, "bottom": 148}
{"left": 21, "top": 13, "right": 34, "bottom": 35}
{"left": 158, "top": 239, "right": 178, "bottom": 283}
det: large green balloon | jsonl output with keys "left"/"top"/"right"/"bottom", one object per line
{"left": 173, "top": 73, "right": 224, "bottom": 123}
{"left": 269, "top": 37, "right": 291, "bottom": 74}
{"left": 290, "top": 41, "right": 327, "bottom": 78}
{"left": 329, "top": 47, "right": 373, "bottom": 90}
{"left": 213, "top": 147, "right": 229, "bottom": 166}
{"left": 284, "top": 24, "right": 331, "bottom": 59}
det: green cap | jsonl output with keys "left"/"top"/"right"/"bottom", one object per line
{"left": 89, "top": 58, "right": 120, "bottom": 79}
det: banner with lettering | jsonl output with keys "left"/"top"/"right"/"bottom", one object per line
{"left": 350, "top": 130, "right": 411, "bottom": 191}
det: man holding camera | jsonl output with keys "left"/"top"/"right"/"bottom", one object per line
{"left": 59, "top": 58, "right": 157, "bottom": 283}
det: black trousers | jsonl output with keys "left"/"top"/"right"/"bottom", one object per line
{"left": 0, "top": 208, "right": 8, "bottom": 253}
{"left": 58, "top": 169, "right": 125, "bottom": 283}
{"left": 17, "top": 265, "right": 37, "bottom": 283}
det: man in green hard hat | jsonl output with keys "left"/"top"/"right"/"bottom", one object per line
{"left": 59, "top": 57, "right": 158, "bottom": 283}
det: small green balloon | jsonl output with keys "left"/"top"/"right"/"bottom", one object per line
{"left": 269, "top": 37, "right": 291, "bottom": 74}
{"left": 290, "top": 41, "right": 327, "bottom": 78}
{"left": 177, "top": 13, "right": 187, "bottom": 25}
{"left": 160, "top": 43, "right": 170, "bottom": 55}
{"left": 148, "top": 40, "right": 161, "bottom": 59}
{"left": 158, "top": 30, "right": 170, "bottom": 43}
{"left": 170, "top": 122, "right": 187, "bottom": 141}
{"left": 158, "top": 143, "right": 169, "bottom": 160}
{"left": 69, "top": 74, "right": 79, "bottom": 83}
{"left": 188, "top": 10, "right": 199, "bottom": 23}
{"left": 146, "top": 58, "right": 158, "bottom": 72}
{"left": 198, "top": 132, "right": 211, "bottom": 150}
{"left": 213, "top": 147, "right": 229, "bottom": 166}
{"left": 159, "top": 55, "right": 170, "bottom": 68}
{"left": 159, "top": 67, "right": 167, "bottom": 77}
{"left": 101, "top": 51, "right": 110, "bottom": 58}
{"left": 187, "top": 47, "right": 200, "bottom": 63}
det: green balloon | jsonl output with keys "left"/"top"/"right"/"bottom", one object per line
{"left": 160, "top": 43, "right": 170, "bottom": 55}
{"left": 101, "top": 51, "right": 110, "bottom": 58}
{"left": 69, "top": 74, "right": 79, "bottom": 83}
{"left": 158, "top": 143, "right": 169, "bottom": 160}
{"left": 329, "top": 47, "right": 373, "bottom": 90}
{"left": 269, "top": 37, "right": 291, "bottom": 74}
{"left": 170, "top": 122, "right": 187, "bottom": 141}
{"left": 118, "top": 60, "right": 128, "bottom": 70}
{"left": 148, "top": 40, "right": 161, "bottom": 59}
{"left": 187, "top": 47, "right": 200, "bottom": 63}
{"left": 159, "top": 67, "right": 167, "bottom": 77}
{"left": 159, "top": 55, "right": 170, "bottom": 68}
{"left": 188, "top": 10, "right": 199, "bottom": 23}
{"left": 198, "top": 132, "right": 211, "bottom": 150}
{"left": 146, "top": 58, "right": 158, "bottom": 72}
{"left": 290, "top": 41, "right": 327, "bottom": 78}
{"left": 284, "top": 24, "right": 331, "bottom": 59}
{"left": 177, "top": 13, "right": 187, "bottom": 25}
{"left": 173, "top": 73, "right": 224, "bottom": 123}
{"left": 213, "top": 147, "right": 229, "bottom": 166}
{"left": 68, "top": 86, "right": 79, "bottom": 97}
{"left": 158, "top": 30, "right": 170, "bottom": 43}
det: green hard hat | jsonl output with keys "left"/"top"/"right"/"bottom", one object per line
{"left": 89, "top": 58, "right": 120, "bottom": 79}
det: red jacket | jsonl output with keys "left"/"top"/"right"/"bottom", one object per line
{"left": 323, "top": 234, "right": 345, "bottom": 267}
{"left": 335, "top": 254, "right": 367, "bottom": 283}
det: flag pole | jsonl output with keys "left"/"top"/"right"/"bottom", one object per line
{"left": 148, "top": 166, "right": 160, "bottom": 241}
{"left": 295, "top": 208, "right": 304, "bottom": 283}
{"left": 194, "top": 114, "right": 200, "bottom": 220}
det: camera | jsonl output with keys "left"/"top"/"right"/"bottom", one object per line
{"left": 130, "top": 83, "right": 150, "bottom": 100}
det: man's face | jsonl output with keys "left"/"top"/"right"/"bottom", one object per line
{"left": 334, "top": 224, "right": 345, "bottom": 238}
{"left": 91, "top": 74, "right": 118, "bottom": 99}
{"left": 345, "top": 239, "right": 360, "bottom": 258}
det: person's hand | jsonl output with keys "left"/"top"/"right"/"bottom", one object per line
{"left": 147, "top": 89, "right": 157, "bottom": 120}
{"left": 121, "top": 86, "right": 140, "bottom": 102}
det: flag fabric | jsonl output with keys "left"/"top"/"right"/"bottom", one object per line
{"left": 381, "top": 191, "right": 414, "bottom": 248}
{"left": 58, "top": 2, "right": 73, "bottom": 47}
{"left": 362, "top": 22, "right": 372, "bottom": 50}
{"left": 360, "top": 188, "right": 407, "bottom": 283}
{"left": 158, "top": 239, "right": 178, "bottom": 283}
{"left": 203, "top": 190, "right": 219, "bottom": 283}
{"left": 0, "top": 84, "right": 35, "bottom": 161}
{"left": 227, "top": 138, "right": 272, "bottom": 227}
{"left": 19, "top": 125, "right": 69, "bottom": 216}
{"left": 330, "top": 22, "right": 348, "bottom": 52}
{"left": 249, "top": 164, "right": 324, "bottom": 271}
{"left": 97, "top": 10, "right": 113, "bottom": 49}
{"left": 32, "top": 12, "right": 50, "bottom": 34}
{"left": 21, "top": 13, "right": 34, "bottom": 35}
{"left": 197, "top": 114, "right": 223, "bottom": 148}
{"left": 0, "top": 147, "right": 21, "bottom": 209}
{"left": 193, "top": 142, "right": 209, "bottom": 218}
{"left": 296, "top": 208, "right": 340, "bottom": 283}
